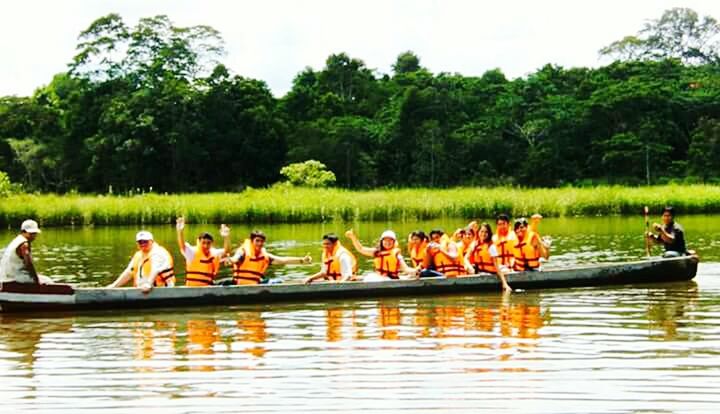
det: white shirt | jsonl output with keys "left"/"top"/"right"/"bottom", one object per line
{"left": 0, "top": 235, "right": 33, "bottom": 283}
{"left": 182, "top": 242, "right": 225, "bottom": 264}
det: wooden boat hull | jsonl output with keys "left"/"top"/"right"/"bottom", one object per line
{"left": 0, "top": 256, "right": 699, "bottom": 313}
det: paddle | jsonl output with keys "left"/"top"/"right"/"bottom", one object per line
{"left": 644, "top": 206, "right": 650, "bottom": 257}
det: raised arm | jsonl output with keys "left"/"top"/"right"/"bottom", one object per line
{"left": 345, "top": 229, "right": 377, "bottom": 257}
{"left": 220, "top": 224, "right": 231, "bottom": 256}
{"left": 176, "top": 216, "right": 186, "bottom": 253}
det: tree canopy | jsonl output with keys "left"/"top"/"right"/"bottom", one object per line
{"left": 1, "top": 9, "right": 720, "bottom": 194}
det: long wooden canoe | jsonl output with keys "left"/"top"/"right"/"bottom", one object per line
{"left": 0, "top": 255, "right": 699, "bottom": 313}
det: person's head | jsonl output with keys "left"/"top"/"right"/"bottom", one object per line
{"left": 20, "top": 219, "right": 41, "bottom": 242}
{"left": 662, "top": 206, "right": 675, "bottom": 225}
{"left": 429, "top": 229, "right": 444, "bottom": 243}
{"left": 250, "top": 230, "right": 266, "bottom": 250}
{"left": 462, "top": 227, "right": 475, "bottom": 243}
{"left": 478, "top": 223, "right": 493, "bottom": 243}
{"left": 410, "top": 230, "right": 428, "bottom": 245}
{"left": 197, "top": 232, "right": 214, "bottom": 253}
{"left": 135, "top": 230, "right": 154, "bottom": 253}
{"left": 378, "top": 230, "right": 397, "bottom": 250}
{"left": 514, "top": 218, "right": 529, "bottom": 240}
{"left": 322, "top": 233, "right": 339, "bottom": 251}
{"left": 496, "top": 214, "right": 510, "bottom": 234}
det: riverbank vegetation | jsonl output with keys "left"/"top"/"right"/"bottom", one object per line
{"left": 2, "top": 185, "right": 720, "bottom": 227}
{"left": 2, "top": 8, "right": 720, "bottom": 194}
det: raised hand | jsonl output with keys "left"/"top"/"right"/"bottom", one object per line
{"left": 220, "top": 224, "right": 230, "bottom": 237}
{"left": 176, "top": 216, "right": 185, "bottom": 231}
{"left": 345, "top": 229, "right": 355, "bottom": 239}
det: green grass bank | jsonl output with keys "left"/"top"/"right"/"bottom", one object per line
{"left": 2, "top": 185, "right": 720, "bottom": 227}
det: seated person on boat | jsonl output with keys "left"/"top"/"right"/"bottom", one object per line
{"left": 0, "top": 219, "right": 54, "bottom": 285}
{"left": 230, "top": 230, "right": 311, "bottom": 285}
{"left": 511, "top": 218, "right": 549, "bottom": 272}
{"left": 646, "top": 206, "right": 690, "bottom": 257}
{"left": 108, "top": 231, "right": 175, "bottom": 292}
{"left": 407, "top": 230, "right": 429, "bottom": 270}
{"left": 345, "top": 229, "right": 418, "bottom": 281}
{"left": 176, "top": 217, "right": 231, "bottom": 286}
{"left": 305, "top": 233, "right": 357, "bottom": 284}
{"left": 454, "top": 227, "right": 475, "bottom": 274}
{"left": 492, "top": 214, "right": 517, "bottom": 272}
{"left": 465, "top": 222, "right": 512, "bottom": 292}
{"left": 421, "top": 229, "right": 463, "bottom": 278}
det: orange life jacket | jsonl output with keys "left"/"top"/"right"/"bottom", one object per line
{"left": 130, "top": 245, "right": 175, "bottom": 287}
{"left": 185, "top": 243, "right": 220, "bottom": 287}
{"left": 469, "top": 241, "right": 497, "bottom": 274}
{"left": 322, "top": 241, "right": 357, "bottom": 280}
{"left": 373, "top": 246, "right": 402, "bottom": 279}
{"left": 429, "top": 235, "right": 463, "bottom": 277}
{"left": 492, "top": 231, "right": 517, "bottom": 267}
{"left": 513, "top": 231, "right": 541, "bottom": 271}
{"left": 232, "top": 239, "right": 271, "bottom": 285}
{"left": 409, "top": 241, "right": 428, "bottom": 269}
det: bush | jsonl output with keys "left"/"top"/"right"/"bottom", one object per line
{"left": 280, "top": 160, "right": 336, "bottom": 188}
{"left": 0, "top": 171, "right": 20, "bottom": 197}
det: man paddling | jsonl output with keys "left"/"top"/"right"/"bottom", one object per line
{"left": 108, "top": 231, "right": 175, "bottom": 293}
{"left": 0, "top": 219, "right": 54, "bottom": 285}
{"left": 646, "top": 206, "right": 689, "bottom": 257}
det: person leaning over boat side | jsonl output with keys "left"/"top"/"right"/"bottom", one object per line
{"left": 492, "top": 214, "right": 516, "bottom": 272}
{"left": 511, "top": 218, "right": 549, "bottom": 272}
{"left": 421, "top": 229, "right": 463, "bottom": 278}
{"left": 646, "top": 206, "right": 689, "bottom": 257}
{"left": 230, "top": 230, "right": 312, "bottom": 285}
{"left": 304, "top": 233, "right": 357, "bottom": 284}
{"left": 407, "top": 230, "right": 429, "bottom": 270}
{"left": 108, "top": 231, "right": 175, "bottom": 293}
{"left": 176, "top": 216, "right": 231, "bottom": 286}
{"left": 465, "top": 223, "right": 512, "bottom": 291}
{"left": 0, "top": 219, "right": 54, "bottom": 285}
{"left": 345, "top": 229, "right": 418, "bottom": 281}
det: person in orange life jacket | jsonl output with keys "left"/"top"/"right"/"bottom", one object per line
{"left": 407, "top": 230, "right": 429, "bottom": 269}
{"left": 492, "top": 213, "right": 517, "bottom": 272}
{"left": 511, "top": 218, "right": 549, "bottom": 272}
{"left": 464, "top": 223, "right": 512, "bottom": 292}
{"left": 175, "top": 216, "right": 231, "bottom": 286}
{"left": 230, "top": 230, "right": 312, "bottom": 285}
{"left": 304, "top": 233, "right": 357, "bottom": 284}
{"left": 344, "top": 229, "right": 418, "bottom": 281}
{"left": 108, "top": 231, "right": 175, "bottom": 293}
{"left": 0, "top": 219, "right": 54, "bottom": 285}
{"left": 420, "top": 229, "right": 462, "bottom": 278}
{"left": 455, "top": 227, "right": 476, "bottom": 274}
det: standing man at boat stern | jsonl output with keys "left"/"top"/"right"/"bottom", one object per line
{"left": 176, "top": 216, "right": 231, "bottom": 286}
{"left": 108, "top": 231, "right": 175, "bottom": 293}
{"left": 647, "top": 206, "right": 689, "bottom": 257}
{"left": 0, "top": 219, "right": 54, "bottom": 285}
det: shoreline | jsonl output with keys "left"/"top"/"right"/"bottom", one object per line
{"left": 1, "top": 184, "right": 719, "bottom": 227}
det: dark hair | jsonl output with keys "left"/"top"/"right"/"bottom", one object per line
{"left": 250, "top": 230, "right": 266, "bottom": 241}
{"left": 429, "top": 228, "right": 444, "bottom": 238}
{"left": 662, "top": 206, "right": 675, "bottom": 217}
{"left": 496, "top": 213, "right": 510, "bottom": 224}
{"left": 479, "top": 223, "right": 493, "bottom": 243}
{"left": 514, "top": 218, "right": 528, "bottom": 231}
{"left": 410, "top": 230, "right": 429, "bottom": 242}
{"left": 197, "top": 232, "right": 214, "bottom": 242}
{"left": 322, "top": 233, "right": 339, "bottom": 243}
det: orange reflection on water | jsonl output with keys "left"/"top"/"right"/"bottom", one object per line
{"left": 235, "top": 311, "right": 267, "bottom": 357}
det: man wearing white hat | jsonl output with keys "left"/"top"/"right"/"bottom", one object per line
{"left": 0, "top": 219, "right": 54, "bottom": 284}
{"left": 108, "top": 230, "right": 175, "bottom": 293}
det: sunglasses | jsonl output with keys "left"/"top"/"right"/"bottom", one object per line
{"left": 137, "top": 240, "right": 150, "bottom": 245}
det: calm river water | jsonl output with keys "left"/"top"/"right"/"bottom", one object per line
{"left": 1, "top": 217, "right": 719, "bottom": 413}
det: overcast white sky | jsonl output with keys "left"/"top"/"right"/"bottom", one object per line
{"left": 2, "top": 0, "right": 719, "bottom": 97}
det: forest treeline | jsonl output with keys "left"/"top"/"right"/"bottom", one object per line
{"left": 1, "top": 8, "right": 720, "bottom": 193}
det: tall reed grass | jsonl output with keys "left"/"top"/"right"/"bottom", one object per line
{"left": 1, "top": 185, "right": 719, "bottom": 227}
